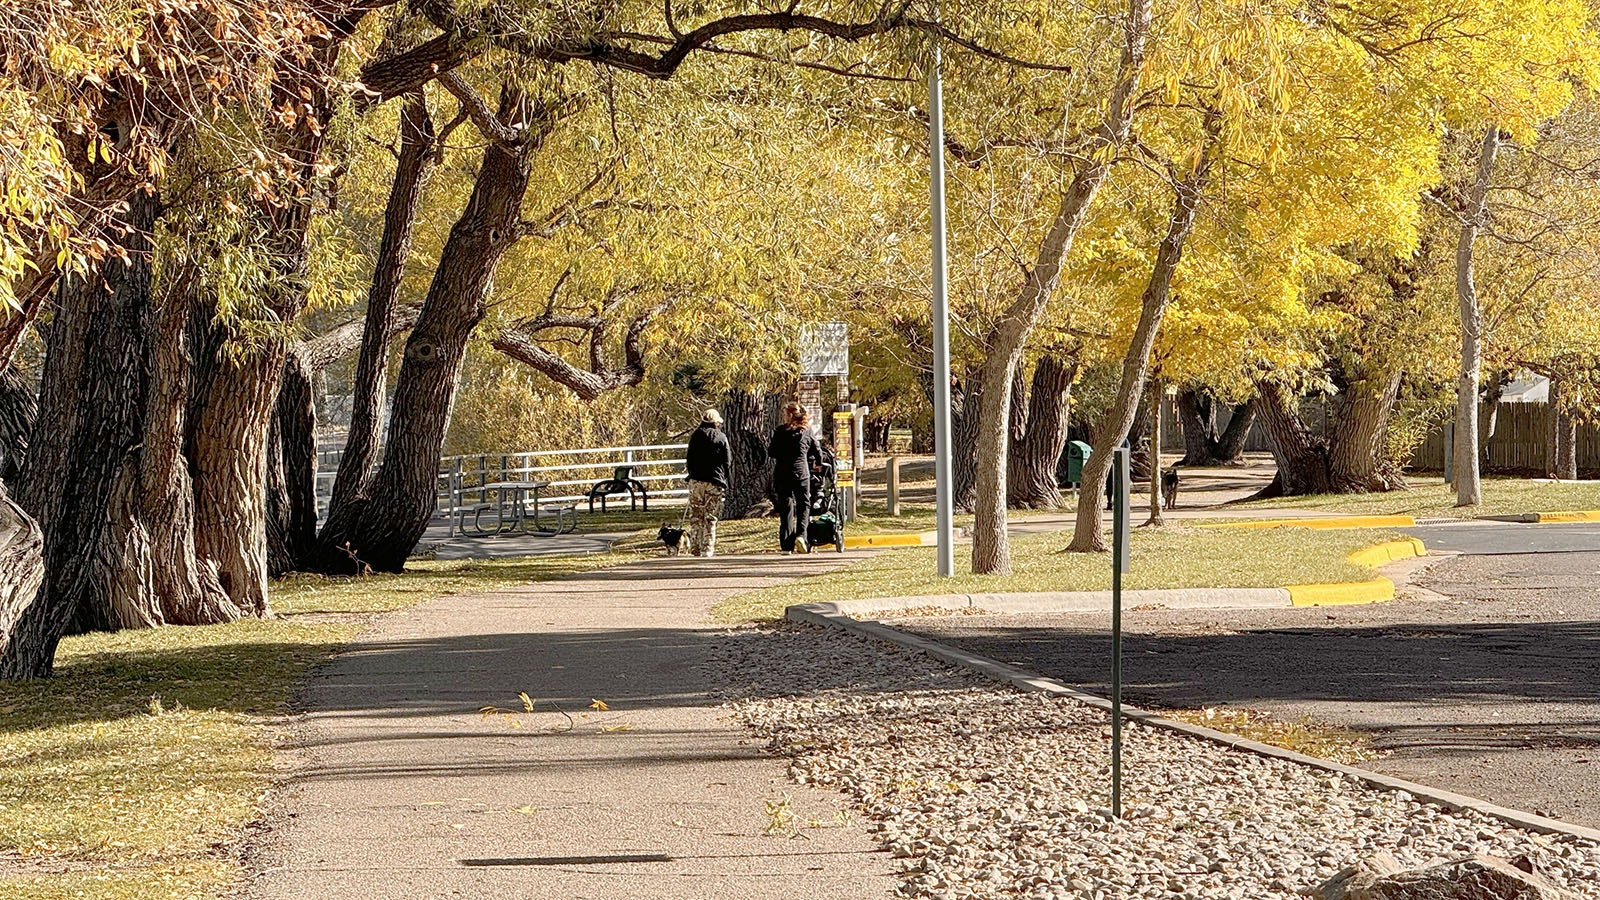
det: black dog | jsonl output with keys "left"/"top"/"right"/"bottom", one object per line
{"left": 1161, "top": 468, "right": 1180, "bottom": 510}
{"left": 658, "top": 524, "right": 685, "bottom": 555}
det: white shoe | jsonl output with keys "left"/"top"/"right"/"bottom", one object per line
{"left": 795, "top": 538, "right": 808, "bottom": 554}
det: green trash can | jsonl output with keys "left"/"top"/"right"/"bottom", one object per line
{"left": 1065, "top": 441, "right": 1092, "bottom": 486}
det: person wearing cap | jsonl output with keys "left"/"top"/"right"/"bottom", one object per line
{"left": 684, "top": 409, "right": 732, "bottom": 557}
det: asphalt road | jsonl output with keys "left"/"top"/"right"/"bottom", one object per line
{"left": 900, "top": 521, "right": 1600, "bottom": 829}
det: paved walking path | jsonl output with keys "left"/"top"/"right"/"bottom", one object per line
{"left": 245, "top": 554, "right": 895, "bottom": 900}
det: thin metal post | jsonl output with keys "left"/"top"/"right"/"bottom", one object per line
{"left": 1443, "top": 422, "right": 1454, "bottom": 485}
{"left": 929, "top": 24, "right": 955, "bottom": 578}
{"left": 1111, "top": 446, "right": 1130, "bottom": 818}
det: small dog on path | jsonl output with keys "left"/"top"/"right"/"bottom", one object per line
{"left": 657, "top": 524, "right": 685, "bottom": 555}
{"left": 1161, "top": 468, "right": 1180, "bottom": 510}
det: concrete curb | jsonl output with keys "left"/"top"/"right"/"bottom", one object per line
{"left": 785, "top": 603, "right": 1600, "bottom": 844}
{"left": 814, "top": 539, "right": 1428, "bottom": 617}
{"left": 1527, "top": 510, "right": 1600, "bottom": 524}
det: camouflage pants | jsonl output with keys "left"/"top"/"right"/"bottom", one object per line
{"left": 686, "top": 481, "right": 724, "bottom": 557}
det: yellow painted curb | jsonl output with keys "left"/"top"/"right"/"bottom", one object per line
{"left": 843, "top": 533, "right": 930, "bottom": 549}
{"left": 1286, "top": 537, "right": 1425, "bottom": 606}
{"left": 1287, "top": 576, "right": 1395, "bottom": 606}
{"left": 1203, "top": 515, "right": 1417, "bottom": 531}
{"left": 1532, "top": 510, "right": 1600, "bottom": 523}
{"left": 1344, "top": 537, "right": 1426, "bottom": 569}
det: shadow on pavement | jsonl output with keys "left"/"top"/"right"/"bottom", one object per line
{"left": 904, "top": 619, "right": 1600, "bottom": 752}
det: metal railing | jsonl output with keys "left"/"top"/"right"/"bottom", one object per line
{"left": 314, "top": 443, "right": 690, "bottom": 536}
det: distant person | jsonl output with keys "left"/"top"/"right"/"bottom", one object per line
{"left": 768, "top": 402, "right": 823, "bottom": 553}
{"left": 684, "top": 409, "right": 732, "bottom": 557}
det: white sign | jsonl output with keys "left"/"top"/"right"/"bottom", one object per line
{"left": 799, "top": 323, "right": 849, "bottom": 377}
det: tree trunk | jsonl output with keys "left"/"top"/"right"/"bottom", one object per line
{"left": 9, "top": 191, "right": 164, "bottom": 676}
{"left": 321, "top": 94, "right": 435, "bottom": 551}
{"left": 1213, "top": 400, "right": 1255, "bottom": 462}
{"left": 1556, "top": 411, "right": 1578, "bottom": 480}
{"left": 720, "top": 389, "right": 775, "bottom": 520}
{"left": 1252, "top": 381, "right": 1331, "bottom": 497}
{"left": 1178, "top": 390, "right": 1255, "bottom": 465}
{"left": 1454, "top": 126, "right": 1500, "bottom": 507}
{"left": 267, "top": 350, "right": 318, "bottom": 576}
{"left": 971, "top": 0, "right": 1153, "bottom": 573}
{"left": 336, "top": 86, "right": 542, "bottom": 573}
{"left": 188, "top": 340, "right": 281, "bottom": 612}
{"left": 1326, "top": 367, "right": 1405, "bottom": 492}
{"left": 188, "top": 31, "right": 346, "bottom": 608}
{"left": 1176, "top": 390, "right": 1216, "bottom": 466}
{"left": 1145, "top": 378, "right": 1164, "bottom": 526}
{"left": 1008, "top": 354, "right": 1075, "bottom": 509}
{"left": 0, "top": 368, "right": 36, "bottom": 487}
{"left": 0, "top": 481, "right": 45, "bottom": 679}
{"left": 139, "top": 274, "right": 238, "bottom": 626}
{"left": 952, "top": 368, "right": 983, "bottom": 513}
{"left": 1067, "top": 125, "right": 1218, "bottom": 553}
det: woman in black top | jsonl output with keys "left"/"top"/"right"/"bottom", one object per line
{"left": 768, "top": 401, "right": 823, "bottom": 553}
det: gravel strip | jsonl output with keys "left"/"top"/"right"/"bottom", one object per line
{"left": 713, "top": 624, "right": 1600, "bottom": 900}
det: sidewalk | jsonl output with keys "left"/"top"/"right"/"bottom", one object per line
{"left": 244, "top": 554, "right": 895, "bottom": 900}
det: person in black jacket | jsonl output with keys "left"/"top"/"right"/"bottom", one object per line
{"left": 684, "top": 409, "right": 732, "bottom": 557}
{"left": 768, "top": 401, "right": 823, "bottom": 553}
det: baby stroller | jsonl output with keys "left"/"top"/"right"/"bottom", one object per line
{"left": 806, "top": 445, "right": 847, "bottom": 553}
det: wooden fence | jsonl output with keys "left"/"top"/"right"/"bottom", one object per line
{"left": 1410, "top": 404, "right": 1600, "bottom": 473}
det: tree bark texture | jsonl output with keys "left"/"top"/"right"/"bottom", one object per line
{"left": 336, "top": 85, "right": 546, "bottom": 573}
{"left": 951, "top": 368, "right": 983, "bottom": 513}
{"left": 720, "top": 389, "right": 777, "bottom": 520}
{"left": 8, "top": 192, "right": 165, "bottom": 675}
{"left": 1326, "top": 367, "right": 1405, "bottom": 492}
{"left": 1548, "top": 376, "right": 1578, "bottom": 479}
{"left": 139, "top": 273, "right": 238, "bottom": 626}
{"left": 322, "top": 94, "right": 435, "bottom": 546}
{"left": 0, "top": 367, "right": 36, "bottom": 487}
{"left": 1252, "top": 380, "right": 1332, "bottom": 497}
{"left": 1007, "top": 355, "right": 1075, "bottom": 509}
{"left": 1454, "top": 127, "right": 1500, "bottom": 507}
{"left": 971, "top": 0, "right": 1153, "bottom": 573}
{"left": 1214, "top": 400, "right": 1256, "bottom": 462}
{"left": 267, "top": 350, "right": 318, "bottom": 576}
{"left": 0, "top": 482, "right": 45, "bottom": 679}
{"left": 1067, "top": 126, "right": 1217, "bottom": 554}
{"left": 1176, "top": 390, "right": 1254, "bottom": 466}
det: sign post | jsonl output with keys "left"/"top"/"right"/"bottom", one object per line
{"left": 1111, "top": 446, "right": 1131, "bottom": 819}
{"left": 833, "top": 408, "right": 858, "bottom": 521}
{"left": 800, "top": 323, "right": 848, "bottom": 439}
{"left": 927, "top": 24, "right": 955, "bottom": 578}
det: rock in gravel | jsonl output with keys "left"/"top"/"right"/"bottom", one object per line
{"left": 1315, "top": 852, "right": 1578, "bottom": 899}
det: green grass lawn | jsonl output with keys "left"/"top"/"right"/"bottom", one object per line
{"left": 1234, "top": 475, "right": 1600, "bottom": 519}
{"left": 0, "top": 554, "right": 621, "bottom": 900}
{"left": 712, "top": 524, "right": 1404, "bottom": 622}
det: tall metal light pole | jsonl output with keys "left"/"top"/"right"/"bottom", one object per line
{"left": 928, "top": 20, "right": 956, "bottom": 578}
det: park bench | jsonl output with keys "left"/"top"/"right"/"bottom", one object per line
{"left": 586, "top": 465, "right": 649, "bottom": 512}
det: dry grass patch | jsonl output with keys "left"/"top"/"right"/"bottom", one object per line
{"left": 1162, "top": 706, "right": 1381, "bottom": 765}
